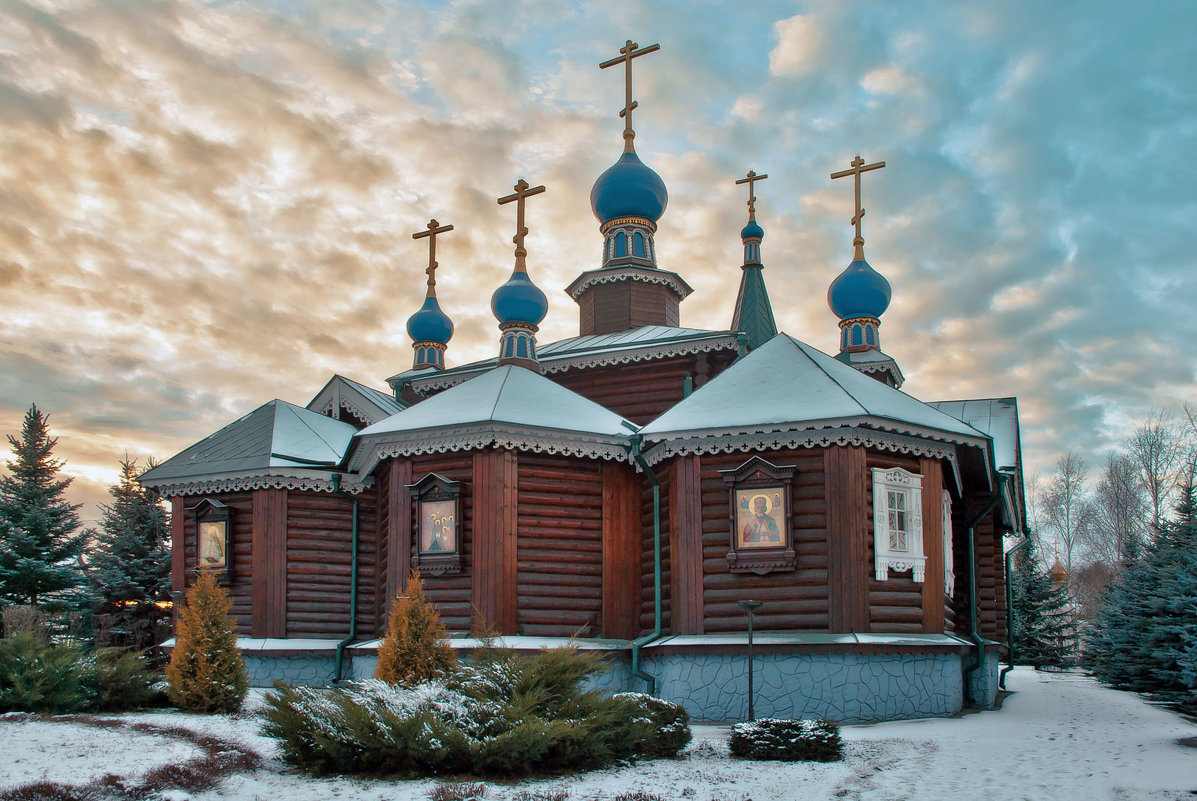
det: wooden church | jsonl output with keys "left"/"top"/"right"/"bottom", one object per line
{"left": 142, "top": 41, "right": 1027, "bottom": 723}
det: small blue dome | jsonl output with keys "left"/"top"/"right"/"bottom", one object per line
{"left": 406, "top": 295, "right": 454, "bottom": 344}
{"left": 590, "top": 150, "right": 668, "bottom": 224}
{"left": 491, "top": 269, "right": 548, "bottom": 326}
{"left": 741, "top": 220, "right": 764, "bottom": 240}
{"left": 828, "top": 257, "right": 892, "bottom": 320}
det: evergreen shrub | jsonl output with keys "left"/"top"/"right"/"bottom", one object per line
{"left": 612, "top": 692, "right": 691, "bottom": 757}
{"left": 0, "top": 634, "right": 165, "bottom": 713}
{"left": 166, "top": 571, "right": 248, "bottom": 714}
{"left": 0, "top": 633, "right": 96, "bottom": 713}
{"left": 376, "top": 570, "right": 455, "bottom": 686}
{"left": 261, "top": 646, "right": 692, "bottom": 777}
{"left": 728, "top": 718, "right": 842, "bottom": 762}
{"left": 95, "top": 648, "right": 167, "bottom": 711}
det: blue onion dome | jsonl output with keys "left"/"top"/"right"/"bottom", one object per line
{"left": 590, "top": 150, "right": 669, "bottom": 224}
{"left": 406, "top": 295, "right": 454, "bottom": 344}
{"left": 741, "top": 219, "right": 764, "bottom": 240}
{"left": 828, "top": 256, "right": 892, "bottom": 320}
{"left": 491, "top": 269, "right": 548, "bottom": 326}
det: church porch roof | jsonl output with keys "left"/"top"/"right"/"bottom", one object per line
{"left": 638, "top": 333, "right": 990, "bottom": 468}
{"left": 352, "top": 365, "right": 636, "bottom": 474}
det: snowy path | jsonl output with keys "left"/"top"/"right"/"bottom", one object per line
{"left": 0, "top": 668, "right": 1193, "bottom": 801}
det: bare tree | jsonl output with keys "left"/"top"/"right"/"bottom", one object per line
{"left": 1083, "top": 452, "right": 1146, "bottom": 565}
{"left": 1041, "top": 451, "right": 1093, "bottom": 576}
{"left": 1125, "top": 407, "right": 1183, "bottom": 535}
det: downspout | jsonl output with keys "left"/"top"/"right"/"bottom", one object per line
{"left": 999, "top": 526, "right": 1033, "bottom": 690}
{"left": 962, "top": 473, "right": 1006, "bottom": 705}
{"left": 628, "top": 433, "right": 663, "bottom": 695}
{"left": 331, "top": 473, "right": 360, "bottom": 684}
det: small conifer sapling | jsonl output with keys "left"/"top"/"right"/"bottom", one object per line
{"left": 166, "top": 570, "right": 248, "bottom": 713}
{"left": 375, "top": 570, "right": 455, "bottom": 686}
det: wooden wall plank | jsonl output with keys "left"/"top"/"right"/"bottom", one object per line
{"left": 386, "top": 459, "right": 412, "bottom": 612}
{"left": 171, "top": 496, "right": 185, "bottom": 595}
{"left": 919, "top": 457, "right": 945, "bottom": 633}
{"left": 251, "top": 488, "right": 287, "bottom": 638}
{"left": 669, "top": 455, "right": 703, "bottom": 635}
{"left": 826, "top": 445, "right": 869, "bottom": 632}
{"left": 472, "top": 449, "right": 518, "bottom": 635}
{"left": 602, "top": 461, "right": 640, "bottom": 639}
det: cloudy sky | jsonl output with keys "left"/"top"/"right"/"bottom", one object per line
{"left": 1, "top": 0, "right": 1195, "bottom": 524}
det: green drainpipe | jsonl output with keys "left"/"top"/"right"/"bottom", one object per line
{"left": 962, "top": 474, "right": 1006, "bottom": 705}
{"left": 628, "top": 433, "right": 663, "bottom": 695}
{"left": 331, "top": 473, "right": 360, "bottom": 684}
{"left": 1000, "top": 527, "right": 1033, "bottom": 690}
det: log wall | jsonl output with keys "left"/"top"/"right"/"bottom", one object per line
{"left": 516, "top": 454, "right": 603, "bottom": 637}
{"left": 698, "top": 450, "right": 830, "bottom": 633}
{"left": 865, "top": 452, "right": 927, "bottom": 633}
{"left": 552, "top": 351, "right": 737, "bottom": 425}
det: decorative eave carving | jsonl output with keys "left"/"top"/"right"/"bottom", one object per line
{"left": 350, "top": 422, "right": 632, "bottom": 476}
{"left": 146, "top": 469, "right": 373, "bottom": 499}
{"left": 640, "top": 422, "right": 974, "bottom": 490}
{"left": 565, "top": 266, "right": 693, "bottom": 301}
{"left": 404, "top": 335, "right": 739, "bottom": 394}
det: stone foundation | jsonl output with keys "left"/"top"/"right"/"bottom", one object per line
{"left": 216, "top": 633, "right": 980, "bottom": 722}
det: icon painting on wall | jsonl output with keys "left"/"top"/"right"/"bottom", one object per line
{"left": 420, "top": 499, "right": 457, "bottom": 554}
{"left": 736, "top": 488, "right": 785, "bottom": 548}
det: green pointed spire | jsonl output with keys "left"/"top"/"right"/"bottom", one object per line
{"left": 730, "top": 170, "right": 777, "bottom": 350}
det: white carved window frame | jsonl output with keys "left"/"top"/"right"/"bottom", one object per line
{"left": 942, "top": 489, "right": 955, "bottom": 595}
{"left": 871, "top": 467, "right": 926, "bottom": 582}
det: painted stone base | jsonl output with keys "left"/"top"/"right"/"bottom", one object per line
{"left": 232, "top": 633, "right": 980, "bottom": 723}
{"left": 966, "top": 644, "right": 1002, "bottom": 708}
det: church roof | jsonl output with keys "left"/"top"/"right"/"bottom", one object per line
{"left": 928, "top": 398, "right": 1020, "bottom": 472}
{"left": 639, "top": 333, "right": 988, "bottom": 463}
{"left": 389, "top": 325, "right": 738, "bottom": 393}
{"left": 351, "top": 365, "right": 635, "bottom": 473}
{"left": 307, "top": 374, "right": 405, "bottom": 425}
{"left": 139, "top": 399, "right": 357, "bottom": 493}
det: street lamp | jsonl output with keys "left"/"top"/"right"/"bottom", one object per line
{"left": 739, "top": 599, "right": 763, "bottom": 721}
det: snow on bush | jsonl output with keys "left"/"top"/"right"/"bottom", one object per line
{"left": 261, "top": 647, "right": 692, "bottom": 777}
{"left": 728, "top": 718, "right": 843, "bottom": 762}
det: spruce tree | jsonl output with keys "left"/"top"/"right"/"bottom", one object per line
{"left": 1089, "top": 474, "right": 1197, "bottom": 708}
{"left": 375, "top": 570, "right": 455, "bottom": 686}
{"left": 166, "top": 571, "right": 248, "bottom": 713}
{"left": 0, "top": 405, "right": 87, "bottom": 609}
{"left": 1009, "top": 538, "right": 1076, "bottom": 668}
{"left": 88, "top": 457, "right": 172, "bottom": 651}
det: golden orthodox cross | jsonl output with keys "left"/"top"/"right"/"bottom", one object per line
{"left": 599, "top": 39, "right": 660, "bottom": 149}
{"left": 412, "top": 218, "right": 454, "bottom": 296}
{"left": 498, "top": 179, "right": 546, "bottom": 273}
{"left": 735, "top": 170, "right": 769, "bottom": 221}
{"left": 830, "top": 155, "right": 886, "bottom": 247}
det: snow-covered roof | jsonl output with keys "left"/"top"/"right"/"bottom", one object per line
{"left": 350, "top": 365, "right": 635, "bottom": 473}
{"left": 388, "top": 325, "right": 739, "bottom": 393}
{"left": 307, "top": 374, "right": 405, "bottom": 425}
{"left": 929, "top": 398, "right": 1020, "bottom": 472}
{"left": 638, "top": 334, "right": 989, "bottom": 465}
{"left": 139, "top": 400, "right": 357, "bottom": 495}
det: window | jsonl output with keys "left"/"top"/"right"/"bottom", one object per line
{"left": 633, "top": 231, "right": 645, "bottom": 257}
{"left": 871, "top": 467, "right": 926, "bottom": 582}
{"left": 615, "top": 232, "right": 628, "bottom": 257}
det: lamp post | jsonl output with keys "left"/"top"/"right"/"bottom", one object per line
{"left": 738, "top": 599, "right": 763, "bottom": 721}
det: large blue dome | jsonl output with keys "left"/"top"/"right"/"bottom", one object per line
{"left": 491, "top": 269, "right": 548, "bottom": 326}
{"left": 590, "top": 150, "right": 668, "bottom": 224}
{"left": 406, "top": 295, "right": 454, "bottom": 344}
{"left": 828, "top": 257, "right": 892, "bottom": 320}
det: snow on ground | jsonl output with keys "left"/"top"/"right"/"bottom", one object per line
{"left": 0, "top": 716, "right": 203, "bottom": 788}
{"left": 1, "top": 669, "right": 1194, "bottom": 801}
